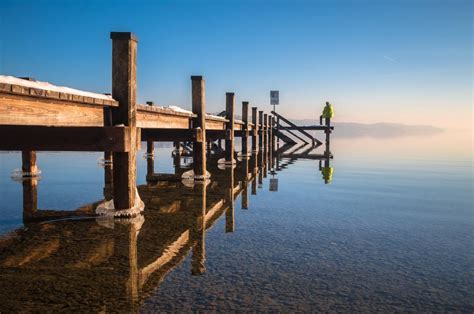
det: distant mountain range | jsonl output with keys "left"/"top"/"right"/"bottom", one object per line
{"left": 292, "top": 120, "right": 443, "bottom": 138}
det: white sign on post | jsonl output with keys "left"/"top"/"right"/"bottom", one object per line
{"left": 270, "top": 90, "right": 279, "bottom": 105}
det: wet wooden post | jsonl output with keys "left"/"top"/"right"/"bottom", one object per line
{"left": 241, "top": 101, "right": 249, "bottom": 156}
{"left": 191, "top": 182, "right": 206, "bottom": 275}
{"left": 225, "top": 92, "right": 235, "bottom": 164}
{"left": 251, "top": 107, "right": 258, "bottom": 153}
{"left": 191, "top": 76, "right": 207, "bottom": 179}
{"left": 258, "top": 110, "right": 264, "bottom": 151}
{"left": 146, "top": 102, "right": 154, "bottom": 178}
{"left": 21, "top": 151, "right": 38, "bottom": 176}
{"left": 111, "top": 32, "right": 138, "bottom": 211}
{"left": 325, "top": 114, "right": 331, "bottom": 152}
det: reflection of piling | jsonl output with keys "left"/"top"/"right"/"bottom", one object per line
{"left": 242, "top": 157, "right": 249, "bottom": 209}
{"left": 191, "top": 76, "right": 207, "bottom": 179}
{"left": 22, "top": 178, "right": 38, "bottom": 220}
{"left": 225, "top": 167, "right": 235, "bottom": 233}
{"left": 191, "top": 182, "right": 206, "bottom": 275}
{"left": 225, "top": 93, "right": 235, "bottom": 164}
{"left": 111, "top": 32, "right": 138, "bottom": 210}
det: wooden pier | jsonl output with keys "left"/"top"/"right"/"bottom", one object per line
{"left": 0, "top": 31, "right": 333, "bottom": 217}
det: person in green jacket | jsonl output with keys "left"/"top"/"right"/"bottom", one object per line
{"left": 320, "top": 102, "right": 334, "bottom": 126}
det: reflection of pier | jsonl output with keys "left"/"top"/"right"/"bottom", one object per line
{"left": 0, "top": 145, "right": 288, "bottom": 311}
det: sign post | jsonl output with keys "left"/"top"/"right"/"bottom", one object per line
{"left": 270, "top": 90, "right": 279, "bottom": 113}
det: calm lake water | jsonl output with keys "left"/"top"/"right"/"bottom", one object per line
{"left": 0, "top": 130, "right": 472, "bottom": 312}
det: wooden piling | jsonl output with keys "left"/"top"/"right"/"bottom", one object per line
{"left": 191, "top": 76, "right": 207, "bottom": 179}
{"left": 110, "top": 32, "right": 138, "bottom": 211}
{"left": 258, "top": 110, "right": 264, "bottom": 151}
{"left": 21, "top": 150, "right": 38, "bottom": 176}
{"left": 241, "top": 101, "right": 249, "bottom": 156}
{"left": 225, "top": 92, "right": 235, "bottom": 164}
{"left": 251, "top": 107, "right": 259, "bottom": 153}
{"left": 263, "top": 113, "right": 268, "bottom": 156}
{"left": 146, "top": 102, "right": 154, "bottom": 158}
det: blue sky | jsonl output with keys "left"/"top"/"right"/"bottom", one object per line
{"left": 1, "top": 0, "right": 472, "bottom": 128}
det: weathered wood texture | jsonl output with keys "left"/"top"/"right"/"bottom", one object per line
{"left": 225, "top": 93, "right": 235, "bottom": 163}
{"left": 0, "top": 92, "right": 109, "bottom": 127}
{"left": 141, "top": 128, "right": 202, "bottom": 142}
{"left": 251, "top": 107, "right": 258, "bottom": 152}
{"left": 111, "top": 32, "right": 138, "bottom": 210}
{"left": 258, "top": 110, "right": 264, "bottom": 150}
{"left": 0, "top": 125, "right": 131, "bottom": 151}
{"left": 22, "top": 151, "right": 38, "bottom": 174}
{"left": 191, "top": 76, "right": 207, "bottom": 177}
{"left": 241, "top": 101, "right": 249, "bottom": 155}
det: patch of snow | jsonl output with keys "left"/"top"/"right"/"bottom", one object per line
{"left": 0, "top": 75, "right": 114, "bottom": 101}
{"left": 166, "top": 105, "right": 193, "bottom": 115}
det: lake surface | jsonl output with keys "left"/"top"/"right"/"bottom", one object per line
{"left": 0, "top": 130, "right": 472, "bottom": 312}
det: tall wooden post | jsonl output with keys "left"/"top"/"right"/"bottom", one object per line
{"left": 270, "top": 116, "right": 274, "bottom": 151}
{"left": 21, "top": 151, "right": 38, "bottom": 176}
{"left": 258, "top": 110, "right": 264, "bottom": 151}
{"left": 263, "top": 114, "right": 268, "bottom": 156}
{"left": 111, "top": 32, "right": 138, "bottom": 210}
{"left": 225, "top": 92, "right": 235, "bottom": 164}
{"left": 241, "top": 101, "right": 249, "bottom": 156}
{"left": 103, "top": 107, "right": 113, "bottom": 165}
{"left": 146, "top": 102, "right": 154, "bottom": 178}
{"left": 191, "top": 76, "right": 207, "bottom": 179}
{"left": 251, "top": 107, "right": 258, "bottom": 153}
{"left": 146, "top": 102, "right": 154, "bottom": 158}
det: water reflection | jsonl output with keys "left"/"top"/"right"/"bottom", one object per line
{"left": 0, "top": 142, "right": 331, "bottom": 311}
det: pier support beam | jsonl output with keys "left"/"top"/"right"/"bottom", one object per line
{"left": 111, "top": 32, "right": 138, "bottom": 211}
{"left": 241, "top": 101, "right": 249, "bottom": 156}
{"left": 191, "top": 76, "right": 207, "bottom": 180}
{"left": 263, "top": 113, "right": 268, "bottom": 157}
{"left": 225, "top": 92, "right": 235, "bottom": 164}
{"left": 258, "top": 110, "right": 264, "bottom": 151}
{"left": 251, "top": 107, "right": 258, "bottom": 153}
{"left": 21, "top": 150, "right": 38, "bottom": 177}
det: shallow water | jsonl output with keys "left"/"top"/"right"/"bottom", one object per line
{"left": 0, "top": 131, "right": 472, "bottom": 312}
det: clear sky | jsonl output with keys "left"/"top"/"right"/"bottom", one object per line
{"left": 1, "top": 0, "right": 472, "bottom": 129}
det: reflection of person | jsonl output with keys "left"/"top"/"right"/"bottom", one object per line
{"left": 321, "top": 166, "right": 333, "bottom": 184}
{"left": 319, "top": 102, "right": 334, "bottom": 125}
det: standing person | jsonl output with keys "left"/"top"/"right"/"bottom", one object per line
{"left": 319, "top": 102, "right": 334, "bottom": 125}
